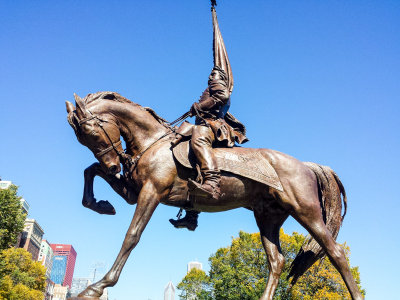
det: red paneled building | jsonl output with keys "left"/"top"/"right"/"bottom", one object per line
{"left": 50, "top": 244, "right": 77, "bottom": 288}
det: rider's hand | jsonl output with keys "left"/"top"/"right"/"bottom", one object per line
{"left": 189, "top": 102, "right": 199, "bottom": 117}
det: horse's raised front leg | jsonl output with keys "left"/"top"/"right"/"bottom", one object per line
{"left": 75, "top": 182, "right": 160, "bottom": 299}
{"left": 82, "top": 163, "right": 138, "bottom": 214}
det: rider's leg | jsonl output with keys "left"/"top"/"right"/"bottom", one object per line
{"left": 190, "top": 125, "right": 221, "bottom": 199}
{"left": 169, "top": 125, "right": 220, "bottom": 230}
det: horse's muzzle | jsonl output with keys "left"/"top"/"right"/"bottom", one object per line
{"left": 108, "top": 164, "right": 121, "bottom": 176}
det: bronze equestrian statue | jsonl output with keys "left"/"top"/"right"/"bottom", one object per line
{"left": 66, "top": 91, "right": 363, "bottom": 300}
{"left": 65, "top": 3, "right": 364, "bottom": 300}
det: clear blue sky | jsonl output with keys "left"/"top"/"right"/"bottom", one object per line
{"left": 1, "top": 1, "right": 399, "bottom": 299}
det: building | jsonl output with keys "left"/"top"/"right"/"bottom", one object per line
{"left": 70, "top": 278, "right": 108, "bottom": 300}
{"left": 164, "top": 281, "right": 175, "bottom": 300}
{"left": 185, "top": 261, "right": 204, "bottom": 300}
{"left": 0, "top": 180, "right": 12, "bottom": 189}
{"left": 70, "top": 278, "right": 91, "bottom": 298}
{"left": 39, "top": 240, "right": 54, "bottom": 277}
{"left": 188, "top": 261, "right": 203, "bottom": 273}
{"left": 51, "top": 255, "right": 68, "bottom": 286}
{"left": 53, "top": 284, "right": 69, "bottom": 300}
{"left": 0, "top": 179, "right": 29, "bottom": 214}
{"left": 44, "top": 279, "right": 55, "bottom": 300}
{"left": 20, "top": 198, "right": 30, "bottom": 215}
{"left": 50, "top": 244, "right": 77, "bottom": 288}
{"left": 39, "top": 240, "right": 55, "bottom": 300}
{"left": 100, "top": 287, "right": 109, "bottom": 300}
{"left": 18, "top": 219, "right": 44, "bottom": 260}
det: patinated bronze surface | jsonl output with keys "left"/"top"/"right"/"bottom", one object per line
{"left": 65, "top": 91, "right": 363, "bottom": 300}
{"left": 66, "top": 2, "right": 363, "bottom": 300}
{"left": 186, "top": 6, "right": 246, "bottom": 201}
{"left": 169, "top": 4, "right": 247, "bottom": 227}
{"left": 173, "top": 139, "right": 283, "bottom": 191}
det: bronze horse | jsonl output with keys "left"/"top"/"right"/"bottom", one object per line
{"left": 66, "top": 91, "right": 364, "bottom": 300}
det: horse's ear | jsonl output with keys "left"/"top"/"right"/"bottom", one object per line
{"left": 66, "top": 101, "right": 75, "bottom": 114}
{"left": 74, "top": 93, "right": 89, "bottom": 119}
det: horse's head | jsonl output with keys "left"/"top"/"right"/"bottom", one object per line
{"left": 66, "top": 94, "right": 123, "bottom": 175}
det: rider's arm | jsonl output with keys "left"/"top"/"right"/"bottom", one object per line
{"left": 210, "top": 87, "right": 229, "bottom": 105}
{"left": 190, "top": 86, "right": 229, "bottom": 115}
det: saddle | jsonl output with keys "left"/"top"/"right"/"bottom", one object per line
{"left": 171, "top": 122, "right": 283, "bottom": 192}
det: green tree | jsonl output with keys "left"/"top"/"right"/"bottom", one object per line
{"left": 0, "top": 185, "right": 26, "bottom": 250}
{"left": 288, "top": 242, "right": 365, "bottom": 300}
{"left": 178, "top": 268, "right": 213, "bottom": 300}
{"left": 0, "top": 247, "right": 46, "bottom": 300}
{"left": 209, "top": 231, "right": 268, "bottom": 300}
{"left": 177, "top": 230, "right": 364, "bottom": 300}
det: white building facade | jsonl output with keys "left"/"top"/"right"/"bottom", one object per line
{"left": 39, "top": 240, "right": 54, "bottom": 277}
{"left": 164, "top": 281, "right": 175, "bottom": 300}
{"left": 187, "top": 261, "right": 203, "bottom": 273}
{"left": 0, "top": 180, "right": 12, "bottom": 189}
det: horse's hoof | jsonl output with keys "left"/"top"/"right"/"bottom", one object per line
{"left": 86, "top": 200, "right": 116, "bottom": 215}
{"left": 96, "top": 200, "right": 116, "bottom": 215}
{"left": 75, "top": 286, "right": 102, "bottom": 299}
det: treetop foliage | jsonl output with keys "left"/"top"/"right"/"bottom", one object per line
{"left": 178, "top": 230, "right": 365, "bottom": 300}
{"left": 0, "top": 185, "right": 26, "bottom": 251}
{"left": 0, "top": 247, "right": 46, "bottom": 300}
{"left": 177, "top": 268, "right": 212, "bottom": 300}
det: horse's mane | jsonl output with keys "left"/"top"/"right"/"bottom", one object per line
{"left": 83, "top": 91, "right": 134, "bottom": 106}
{"left": 74, "top": 91, "right": 171, "bottom": 128}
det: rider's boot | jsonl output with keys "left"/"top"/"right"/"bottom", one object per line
{"left": 189, "top": 125, "right": 222, "bottom": 200}
{"left": 169, "top": 210, "right": 199, "bottom": 231}
{"left": 188, "top": 169, "right": 221, "bottom": 200}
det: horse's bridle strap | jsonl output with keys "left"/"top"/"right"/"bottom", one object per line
{"left": 78, "top": 115, "right": 97, "bottom": 125}
{"left": 77, "top": 112, "right": 123, "bottom": 159}
{"left": 77, "top": 109, "right": 173, "bottom": 175}
{"left": 95, "top": 140, "right": 122, "bottom": 157}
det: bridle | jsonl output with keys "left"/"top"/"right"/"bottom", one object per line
{"left": 77, "top": 111, "right": 173, "bottom": 175}
{"left": 78, "top": 114, "right": 124, "bottom": 159}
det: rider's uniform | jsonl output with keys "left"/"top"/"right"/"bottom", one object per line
{"left": 191, "top": 71, "right": 248, "bottom": 199}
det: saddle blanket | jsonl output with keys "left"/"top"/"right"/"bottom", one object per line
{"left": 172, "top": 141, "right": 283, "bottom": 192}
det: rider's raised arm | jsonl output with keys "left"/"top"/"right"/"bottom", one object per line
{"left": 210, "top": 84, "right": 229, "bottom": 105}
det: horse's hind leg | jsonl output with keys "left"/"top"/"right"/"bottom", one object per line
{"left": 254, "top": 206, "right": 288, "bottom": 300}
{"left": 293, "top": 207, "right": 364, "bottom": 300}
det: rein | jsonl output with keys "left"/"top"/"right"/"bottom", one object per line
{"left": 169, "top": 111, "right": 190, "bottom": 126}
{"left": 79, "top": 114, "right": 125, "bottom": 159}
{"left": 122, "top": 110, "right": 192, "bottom": 172}
{"left": 78, "top": 111, "right": 173, "bottom": 176}
{"left": 123, "top": 130, "right": 173, "bottom": 175}
{"left": 96, "top": 140, "right": 122, "bottom": 157}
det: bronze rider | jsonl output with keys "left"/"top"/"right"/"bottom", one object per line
{"left": 169, "top": 66, "right": 248, "bottom": 229}
{"left": 170, "top": 4, "right": 248, "bottom": 230}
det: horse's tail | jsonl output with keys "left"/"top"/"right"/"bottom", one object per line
{"left": 287, "top": 162, "right": 347, "bottom": 285}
